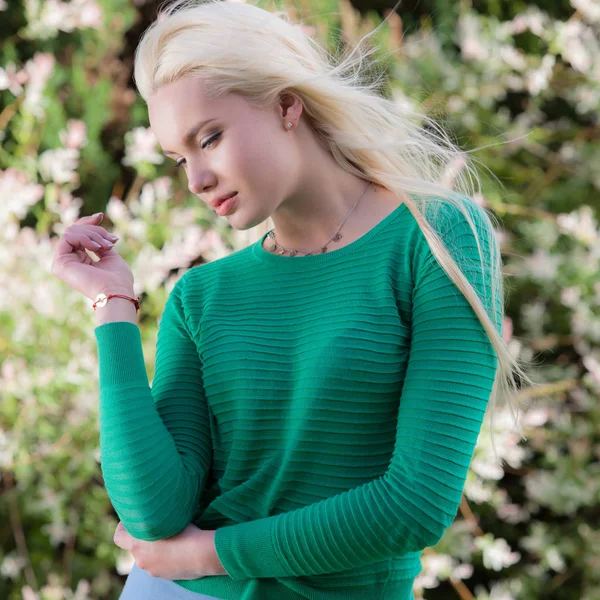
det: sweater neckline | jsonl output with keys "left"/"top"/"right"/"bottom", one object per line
{"left": 252, "top": 199, "right": 410, "bottom": 268}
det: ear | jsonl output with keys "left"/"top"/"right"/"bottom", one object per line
{"left": 278, "top": 91, "right": 303, "bottom": 122}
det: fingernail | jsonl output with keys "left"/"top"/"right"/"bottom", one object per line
{"left": 92, "top": 242, "right": 102, "bottom": 248}
{"left": 93, "top": 212, "right": 101, "bottom": 217}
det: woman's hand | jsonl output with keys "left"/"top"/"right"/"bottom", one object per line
{"left": 51, "top": 212, "right": 135, "bottom": 301}
{"left": 113, "top": 522, "right": 229, "bottom": 580}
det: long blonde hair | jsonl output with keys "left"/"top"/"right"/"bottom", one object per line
{"left": 133, "top": 0, "right": 540, "bottom": 461}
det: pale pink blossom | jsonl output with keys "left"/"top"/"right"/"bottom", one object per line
{"left": 0, "top": 63, "right": 29, "bottom": 96}
{"left": 571, "top": 0, "right": 600, "bottom": 24}
{"left": 59, "top": 119, "right": 88, "bottom": 149}
{"left": 38, "top": 148, "right": 81, "bottom": 185}
{"left": 122, "top": 127, "right": 165, "bottom": 167}
{"left": 0, "top": 168, "right": 45, "bottom": 225}
{"left": 77, "top": 0, "right": 104, "bottom": 29}
{"left": 22, "top": 53, "right": 56, "bottom": 117}
{"left": 557, "top": 206, "right": 599, "bottom": 246}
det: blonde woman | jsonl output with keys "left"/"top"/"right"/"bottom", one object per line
{"left": 51, "top": 0, "right": 535, "bottom": 598}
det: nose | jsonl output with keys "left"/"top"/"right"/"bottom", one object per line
{"left": 187, "top": 164, "right": 216, "bottom": 195}
{"left": 189, "top": 178, "right": 213, "bottom": 195}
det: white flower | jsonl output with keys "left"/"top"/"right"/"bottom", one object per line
{"left": 0, "top": 63, "right": 29, "bottom": 95}
{"left": 38, "top": 148, "right": 80, "bottom": 185}
{"left": 476, "top": 536, "right": 521, "bottom": 571}
{"left": 122, "top": 127, "right": 165, "bottom": 167}
{"left": 525, "top": 54, "right": 555, "bottom": 96}
{"left": 557, "top": 206, "right": 599, "bottom": 246}
{"left": 571, "top": 0, "right": 600, "bottom": 24}
{"left": 450, "top": 562, "right": 473, "bottom": 581}
{"left": 522, "top": 249, "right": 561, "bottom": 280}
{"left": 499, "top": 46, "right": 527, "bottom": 71}
{"left": 0, "top": 168, "right": 45, "bottom": 226}
{"left": 464, "top": 477, "right": 495, "bottom": 502}
{"left": 0, "top": 553, "right": 26, "bottom": 579}
{"left": 561, "top": 286, "right": 582, "bottom": 308}
{"left": 59, "top": 119, "right": 88, "bottom": 149}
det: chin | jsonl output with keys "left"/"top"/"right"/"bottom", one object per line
{"left": 231, "top": 209, "right": 271, "bottom": 232}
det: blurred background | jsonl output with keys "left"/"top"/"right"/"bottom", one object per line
{"left": 1, "top": 0, "right": 599, "bottom": 598}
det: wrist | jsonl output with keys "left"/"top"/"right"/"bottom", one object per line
{"left": 199, "top": 529, "right": 229, "bottom": 577}
{"left": 95, "top": 285, "right": 135, "bottom": 299}
{"left": 93, "top": 291, "right": 139, "bottom": 326}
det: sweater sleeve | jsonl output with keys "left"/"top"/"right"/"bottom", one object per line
{"left": 94, "top": 273, "right": 212, "bottom": 541}
{"left": 214, "top": 200, "right": 502, "bottom": 580}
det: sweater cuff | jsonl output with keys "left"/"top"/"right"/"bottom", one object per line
{"left": 214, "top": 517, "right": 291, "bottom": 580}
{"left": 94, "top": 322, "right": 149, "bottom": 388}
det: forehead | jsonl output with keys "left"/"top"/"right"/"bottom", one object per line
{"left": 148, "top": 77, "right": 216, "bottom": 126}
{"left": 147, "top": 79, "right": 267, "bottom": 149}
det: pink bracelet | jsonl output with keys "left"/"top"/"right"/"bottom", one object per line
{"left": 92, "top": 293, "right": 141, "bottom": 312}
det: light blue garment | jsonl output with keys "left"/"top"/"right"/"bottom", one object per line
{"left": 119, "top": 563, "right": 222, "bottom": 600}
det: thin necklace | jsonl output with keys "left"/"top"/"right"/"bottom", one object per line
{"left": 265, "top": 180, "right": 376, "bottom": 256}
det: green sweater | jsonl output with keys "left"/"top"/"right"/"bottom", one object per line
{"left": 94, "top": 196, "right": 500, "bottom": 600}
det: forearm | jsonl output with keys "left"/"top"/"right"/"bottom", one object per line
{"left": 94, "top": 278, "right": 212, "bottom": 542}
{"left": 95, "top": 323, "right": 206, "bottom": 540}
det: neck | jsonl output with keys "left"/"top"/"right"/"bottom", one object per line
{"left": 267, "top": 173, "right": 374, "bottom": 253}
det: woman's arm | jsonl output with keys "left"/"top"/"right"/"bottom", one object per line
{"left": 95, "top": 273, "right": 212, "bottom": 541}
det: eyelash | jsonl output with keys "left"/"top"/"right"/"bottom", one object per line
{"left": 174, "top": 131, "right": 222, "bottom": 168}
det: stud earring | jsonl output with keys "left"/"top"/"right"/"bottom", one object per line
{"left": 286, "top": 122, "right": 293, "bottom": 128}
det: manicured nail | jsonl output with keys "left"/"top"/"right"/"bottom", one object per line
{"left": 92, "top": 242, "right": 102, "bottom": 248}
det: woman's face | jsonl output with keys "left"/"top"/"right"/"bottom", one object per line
{"left": 148, "top": 76, "right": 301, "bottom": 230}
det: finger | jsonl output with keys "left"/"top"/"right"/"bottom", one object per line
{"left": 75, "top": 212, "right": 104, "bottom": 226}
{"left": 86, "top": 225, "right": 119, "bottom": 242}
{"left": 55, "top": 231, "right": 107, "bottom": 257}
{"left": 68, "top": 223, "right": 118, "bottom": 245}
{"left": 85, "top": 231, "right": 115, "bottom": 249}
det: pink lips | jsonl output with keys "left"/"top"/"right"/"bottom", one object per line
{"left": 215, "top": 193, "right": 238, "bottom": 216}
{"left": 210, "top": 191, "right": 238, "bottom": 208}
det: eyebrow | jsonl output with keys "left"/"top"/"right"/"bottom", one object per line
{"left": 163, "top": 118, "right": 217, "bottom": 156}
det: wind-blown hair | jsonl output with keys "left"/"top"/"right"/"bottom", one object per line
{"left": 133, "top": 0, "right": 539, "bottom": 461}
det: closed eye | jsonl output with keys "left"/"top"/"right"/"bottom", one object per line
{"left": 174, "top": 131, "right": 222, "bottom": 169}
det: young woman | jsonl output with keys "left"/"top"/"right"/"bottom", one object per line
{"left": 52, "top": 0, "right": 535, "bottom": 598}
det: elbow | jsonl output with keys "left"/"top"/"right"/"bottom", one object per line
{"left": 419, "top": 524, "right": 447, "bottom": 551}
{"left": 393, "top": 509, "right": 450, "bottom": 554}
{"left": 402, "top": 526, "right": 446, "bottom": 554}
{"left": 418, "top": 507, "right": 456, "bottom": 550}
{"left": 120, "top": 518, "right": 189, "bottom": 542}
{"left": 115, "top": 504, "right": 195, "bottom": 541}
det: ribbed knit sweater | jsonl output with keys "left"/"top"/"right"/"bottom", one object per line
{"left": 94, "top": 195, "right": 501, "bottom": 600}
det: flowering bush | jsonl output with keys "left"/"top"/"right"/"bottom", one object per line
{"left": 1, "top": 0, "right": 598, "bottom": 599}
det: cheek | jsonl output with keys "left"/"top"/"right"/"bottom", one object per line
{"left": 235, "top": 133, "right": 288, "bottom": 187}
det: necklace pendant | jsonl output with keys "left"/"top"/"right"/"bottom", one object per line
{"left": 332, "top": 232, "right": 342, "bottom": 242}
{"left": 268, "top": 243, "right": 277, "bottom": 251}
